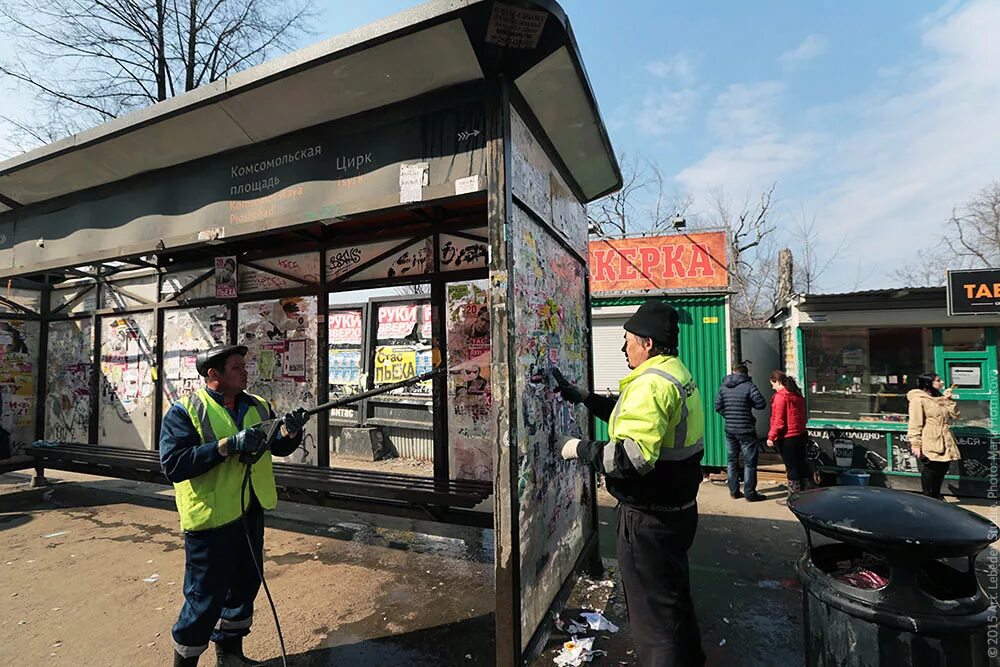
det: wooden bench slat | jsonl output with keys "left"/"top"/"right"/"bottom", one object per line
{"left": 24, "top": 444, "right": 492, "bottom": 509}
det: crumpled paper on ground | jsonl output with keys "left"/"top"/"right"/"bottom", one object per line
{"left": 579, "top": 611, "right": 619, "bottom": 633}
{"left": 554, "top": 637, "right": 608, "bottom": 666}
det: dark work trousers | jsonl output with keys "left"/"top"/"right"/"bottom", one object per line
{"left": 171, "top": 499, "right": 264, "bottom": 658}
{"left": 617, "top": 503, "right": 705, "bottom": 667}
{"left": 725, "top": 433, "right": 759, "bottom": 496}
{"left": 776, "top": 434, "right": 813, "bottom": 489}
{"left": 919, "top": 459, "right": 951, "bottom": 499}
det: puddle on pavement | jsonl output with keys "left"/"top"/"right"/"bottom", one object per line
{"left": 313, "top": 613, "right": 495, "bottom": 666}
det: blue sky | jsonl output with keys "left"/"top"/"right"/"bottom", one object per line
{"left": 2, "top": 0, "right": 998, "bottom": 290}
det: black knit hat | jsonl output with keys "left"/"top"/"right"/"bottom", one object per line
{"left": 196, "top": 344, "right": 248, "bottom": 377}
{"left": 623, "top": 300, "right": 679, "bottom": 346}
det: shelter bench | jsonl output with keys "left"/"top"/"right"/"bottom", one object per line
{"left": 17, "top": 442, "right": 492, "bottom": 528}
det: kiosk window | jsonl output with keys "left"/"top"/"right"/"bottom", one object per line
{"left": 803, "top": 327, "right": 933, "bottom": 423}
{"left": 941, "top": 327, "right": 986, "bottom": 352}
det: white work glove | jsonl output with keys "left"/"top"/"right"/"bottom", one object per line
{"left": 554, "top": 436, "right": 581, "bottom": 460}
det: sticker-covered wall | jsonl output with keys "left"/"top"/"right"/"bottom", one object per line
{"left": 99, "top": 314, "right": 156, "bottom": 449}
{"left": 239, "top": 296, "right": 318, "bottom": 464}
{"left": 162, "top": 307, "right": 229, "bottom": 409}
{"left": 0, "top": 319, "right": 40, "bottom": 452}
{"left": 510, "top": 110, "right": 588, "bottom": 257}
{"left": 511, "top": 203, "right": 592, "bottom": 649}
{"left": 447, "top": 280, "right": 492, "bottom": 481}
{"left": 45, "top": 319, "right": 93, "bottom": 443}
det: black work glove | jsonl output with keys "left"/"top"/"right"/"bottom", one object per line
{"left": 227, "top": 426, "right": 266, "bottom": 457}
{"left": 282, "top": 407, "right": 310, "bottom": 436}
{"left": 552, "top": 368, "right": 589, "bottom": 404}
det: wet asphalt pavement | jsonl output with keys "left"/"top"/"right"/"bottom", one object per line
{"left": 4, "top": 471, "right": 996, "bottom": 666}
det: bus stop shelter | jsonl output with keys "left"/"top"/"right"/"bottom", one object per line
{"left": 0, "top": 1, "right": 621, "bottom": 663}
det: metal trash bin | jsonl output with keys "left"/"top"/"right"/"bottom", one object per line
{"left": 838, "top": 468, "right": 870, "bottom": 486}
{"left": 788, "top": 486, "right": 998, "bottom": 666}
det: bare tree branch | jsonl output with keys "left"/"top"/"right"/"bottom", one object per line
{"left": 708, "top": 184, "right": 779, "bottom": 327}
{"left": 789, "top": 206, "right": 850, "bottom": 294}
{"left": 0, "top": 0, "right": 316, "bottom": 147}
{"left": 891, "top": 182, "right": 999, "bottom": 284}
{"left": 942, "top": 182, "right": 1000, "bottom": 267}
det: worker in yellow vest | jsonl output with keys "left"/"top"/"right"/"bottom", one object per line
{"left": 554, "top": 300, "right": 706, "bottom": 667}
{"left": 159, "top": 344, "right": 307, "bottom": 667}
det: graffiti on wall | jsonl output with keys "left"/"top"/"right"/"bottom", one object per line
{"left": 447, "top": 281, "right": 492, "bottom": 481}
{"left": 510, "top": 203, "right": 591, "bottom": 647}
{"left": 100, "top": 314, "right": 156, "bottom": 449}
{"left": 0, "top": 319, "right": 39, "bottom": 453}
{"left": 239, "top": 297, "right": 318, "bottom": 464}
{"left": 440, "top": 234, "right": 488, "bottom": 272}
{"left": 162, "top": 307, "right": 229, "bottom": 410}
{"left": 239, "top": 253, "right": 321, "bottom": 293}
{"left": 329, "top": 238, "right": 435, "bottom": 283}
{"left": 45, "top": 319, "right": 93, "bottom": 443}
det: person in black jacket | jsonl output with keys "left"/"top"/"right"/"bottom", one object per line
{"left": 714, "top": 363, "right": 767, "bottom": 501}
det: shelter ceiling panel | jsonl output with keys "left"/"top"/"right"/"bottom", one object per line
{"left": 219, "top": 20, "right": 484, "bottom": 143}
{"left": 0, "top": 103, "right": 250, "bottom": 205}
{"left": 516, "top": 47, "right": 618, "bottom": 201}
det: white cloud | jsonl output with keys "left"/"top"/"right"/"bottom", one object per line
{"left": 676, "top": 133, "right": 819, "bottom": 200}
{"left": 707, "top": 81, "right": 785, "bottom": 141}
{"left": 817, "top": 0, "right": 1000, "bottom": 283}
{"left": 778, "top": 34, "right": 828, "bottom": 71}
{"left": 676, "top": 81, "right": 817, "bottom": 195}
{"left": 634, "top": 87, "right": 701, "bottom": 137}
{"left": 645, "top": 53, "right": 696, "bottom": 83}
{"left": 675, "top": 0, "right": 1000, "bottom": 290}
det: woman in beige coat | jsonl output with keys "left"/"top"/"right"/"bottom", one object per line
{"left": 907, "top": 372, "right": 961, "bottom": 499}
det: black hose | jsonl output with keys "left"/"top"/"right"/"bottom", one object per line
{"left": 232, "top": 365, "right": 445, "bottom": 664}
{"left": 241, "top": 465, "right": 287, "bottom": 667}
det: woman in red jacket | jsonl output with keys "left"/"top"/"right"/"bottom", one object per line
{"left": 767, "top": 370, "right": 813, "bottom": 494}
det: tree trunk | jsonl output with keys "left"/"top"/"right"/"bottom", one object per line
{"left": 156, "top": 0, "right": 167, "bottom": 101}
{"left": 186, "top": 0, "right": 198, "bottom": 91}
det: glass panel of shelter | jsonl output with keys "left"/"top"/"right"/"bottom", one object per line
{"left": 0, "top": 317, "right": 41, "bottom": 450}
{"left": 98, "top": 313, "right": 156, "bottom": 450}
{"left": 239, "top": 296, "right": 319, "bottom": 465}
{"left": 160, "top": 305, "right": 230, "bottom": 413}
{"left": 30, "top": 233, "right": 489, "bottom": 474}
{"left": 324, "top": 228, "right": 489, "bottom": 482}
{"left": 45, "top": 318, "right": 94, "bottom": 443}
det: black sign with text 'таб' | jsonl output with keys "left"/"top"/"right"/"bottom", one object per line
{"left": 947, "top": 268, "right": 1000, "bottom": 316}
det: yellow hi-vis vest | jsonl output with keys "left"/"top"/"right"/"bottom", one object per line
{"left": 173, "top": 389, "right": 277, "bottom": 531}
{"left": 607, "top": 355, "right": 705, "bottom": 474}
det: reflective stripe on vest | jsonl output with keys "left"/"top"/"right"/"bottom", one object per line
{"left": 173, "top": 389, "right": 276, "bottom": 532}
{"left": 609, "top": 361, "right": 704, "bottom": 465}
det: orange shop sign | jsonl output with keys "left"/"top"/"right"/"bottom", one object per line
{"left": 588, "top": 232, "right": 728, "bottom": 293}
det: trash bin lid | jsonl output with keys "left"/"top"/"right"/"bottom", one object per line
{"left": 788, "top": 487, "right": 999, "bottom": 558}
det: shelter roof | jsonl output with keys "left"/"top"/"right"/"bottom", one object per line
{"left": 0, "top": 0, "right": 620, "bottom": 214}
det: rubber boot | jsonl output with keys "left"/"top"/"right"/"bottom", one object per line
{"left": 214, "top": 637, "right": 263, "bottom": 666}
{"left": 173, "top": 650, "right": 200, "bottom": 666}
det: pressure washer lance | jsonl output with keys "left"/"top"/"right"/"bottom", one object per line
{"left": 238, "top": 366, "right": 446, "bottom": 666}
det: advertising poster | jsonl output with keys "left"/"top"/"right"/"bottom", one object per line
{"left": 374, "top": 346, "right": 417, "bottom": 383}
{"left": 446, "top": 282, "right": 492, "bottom": 481}
{"left": 328, "top": 308, "right": 363, "bottom": 391}
{"left": 377, "top": 303, "right": 432, "bottom": 341}
{"left": 215, "top": 256, "right": 238, "bottom": 298}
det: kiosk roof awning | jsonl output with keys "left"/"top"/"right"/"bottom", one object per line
{"left": 0, "top": 0, "right": 620, "bottom": 215}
